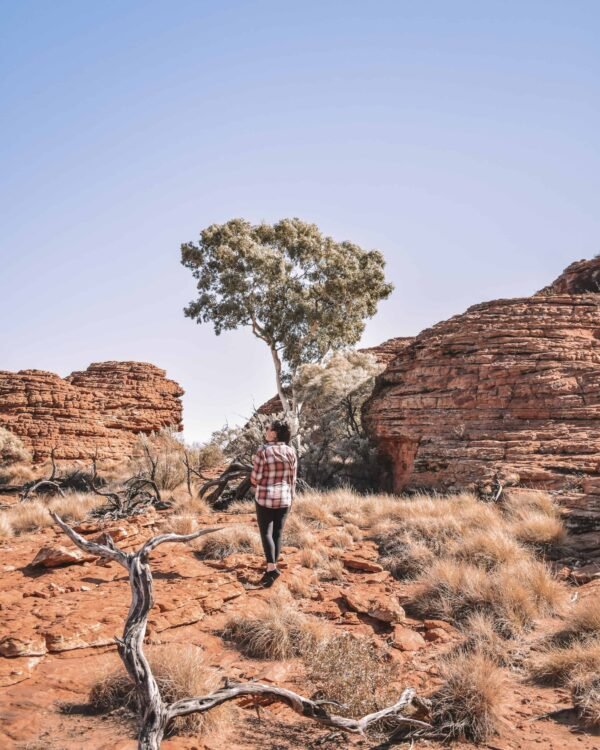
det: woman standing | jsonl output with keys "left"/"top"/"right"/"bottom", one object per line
{"left": 250, "top": 420, "right": 297, "bottom": 588}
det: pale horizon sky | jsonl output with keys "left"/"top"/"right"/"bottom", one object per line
{"left": 2, "top": 1, "right": 599, "bottom": 442}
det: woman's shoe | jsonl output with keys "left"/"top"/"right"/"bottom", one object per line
{"left": 260, "top": 569, "right": 281, "bottom": 588}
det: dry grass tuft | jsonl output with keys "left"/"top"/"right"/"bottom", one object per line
{"left": 192, "top": 526, "right": 261, "bottom": 559}
{"left": 452, "top": 529, "right": 528, "bottom": 570}
{"left": 222, "top": 590, "right": 320, "bottom": 659}
{"left": 161, "top": 515, "right": 198, "bottom": 535}
{"left": 554, "top": 595, "right": 600, "bottom": 645}
{"left": 410, "top": 558, "right": 566, "bottom": 635}
{"left": 89, "top": 644, "right": 231, "bottom": 736}
{"left": 376, "top": 531, "right": 435, "bottom": 581}
{"left": 293, "top": 494, "right": 338, "bottom": 528}
{"left": 1, "top": 492, "right": 104, "bottom": 535}
{"left": 297, "top": 547, "right": 329, "bottom": 569}
{"left": 0, "top": 514, "right": 13, "bottom": 538}
{"left": 283, "top": 515, "right": 318, "bottom": 549}
{"left": 460, "top": 612, "right": 515, "bottom": 666}
{"left": 304, "top": 632, "right": 398, "bottom": 722}
{"left": 570, "top": 669, "right": 600, "bottom": 727}
{"left": 285, "top": 574, "right": 316, "bottom": 598}
{"left": 528, "top": 638, "right": 600, "bottom": 686}
{"left": 327, "top": 528, "right": 354, "bottom": 549}
{"left": 431, "top": 650, "right": 508, "bottom": 742}
{"left": 315, "top": 557, "right": 345, "bottom": 582}
{"left": 172, "top": 494, "right": 211, "bottom": 516}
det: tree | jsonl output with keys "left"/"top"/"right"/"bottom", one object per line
{"left": 181, "top": 218, "right": 393, "bottom": 439}
{"left": 293, "top": 350, "right": 385, "bottom": 488}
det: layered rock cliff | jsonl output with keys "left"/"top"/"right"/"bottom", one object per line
{"left": 0, "top": 362, "right": 183, "bottom": 461}
{"left": 363, "top": 259, "right": 600, "bottom": 505}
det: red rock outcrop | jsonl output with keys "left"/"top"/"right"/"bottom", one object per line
{"left": 0, "top": 362, "right": 183, "bottom": 461}
{"left": 363, "top": 259, "right": 600, "bottom": 498}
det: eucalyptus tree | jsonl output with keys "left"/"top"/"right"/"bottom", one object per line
{"left": 181, "top": 218, "right": 393, "bottom": 440}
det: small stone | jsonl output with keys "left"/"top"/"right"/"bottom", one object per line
{"left": 391, "top": 626, "right": 427, "bottom": 651}
{"left": 424, "top": 627, "right": 450, "bottom": 643}
{"left": 342, "top": 556, "right": 384, "bottom": 573}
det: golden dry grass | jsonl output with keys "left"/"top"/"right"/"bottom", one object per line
{"left": 285, "top": 573, "right": 316, "bottom": 598}
{"left": 528, "top": 638, "right": 600, "bottom": 686}
{"left": 283, "top": 515, "right": 318, "bottom": 548}
{"left": 89, "top": 644, "right": 232, "bottom": 736}
{"left": 570, "top": 669, "right": 600, "bottom": 727}
{"left": 459, "top": 612, "right": 516, "bottom": 666}
{"left": 553, "top": 595, "right": 600, "bottom": 645}
{"left": 292, "top": 494, "right": 338, "bottom": 528}
{"left": 297, "top": 547, "right": 328, "bottom": 569}
{"left": 0, "top": 492, "right": 104, "bottom": 535}
{"left": 327, "top": 528, "right": 354, "bottom": 549}
{"left": 160, "top": 515, "right": 199, "bottom": 535}
{"left": 411, "top": 558, "right": 566, "bottom": 635}
{"left": 0, "top": 514, "right": 13, "bottom": 538}
{"left": 221, "top": 590, "right": 322, "bottom": 659}
{"left": 192, "top": 526, "right": 261, "bottom": 559}
{"left": 431, "top": 650, "right": 508, "bottom": 742}
{"left": 304, "top": 632, "right": 398, "bottom": 723}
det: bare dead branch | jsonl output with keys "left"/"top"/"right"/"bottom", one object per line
{"left": 52, "top": 513, "right": 431, "bottom": 749}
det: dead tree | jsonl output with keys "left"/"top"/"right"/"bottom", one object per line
{"left": 182, "top": 449, "right": 213, "bottom": 497}
{"left": 199, "top": 462, "right": 253, "bottom": 506}
{"left": 19, "top": 448, "right": 65, "bottom": 502}
{"left": 85, "top": 459, "right": 165, "bottom": 519}
{"left": 51, "top": 513, "right": 431, "bottom": 750}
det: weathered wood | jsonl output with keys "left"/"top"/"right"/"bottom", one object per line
{"left": 51, "top": 513, "right": 431, "bottom": 748}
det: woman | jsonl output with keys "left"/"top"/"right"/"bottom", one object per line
{"left": 250, "top": 419, "right": 297, "bottom": 588}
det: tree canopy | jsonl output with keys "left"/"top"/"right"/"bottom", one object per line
{"left": 181, "top": 217, "right": 393, "bottom": 416}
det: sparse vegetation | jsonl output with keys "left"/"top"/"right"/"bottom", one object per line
{"left": 304, "top": 632, "right": 398, "bottom": 721}
{"left": 430, "top": 650, "right": 508, "bottom": 742}
{"left": 90, "top": 645, "right": 232, "bottom": 736}
{"left": 0, "top": 491, "right": 104, "bottom": 536}
{"left": 410, "top": 558, "right": 565, "bottom": 635}
{"left": 221, "top": 590, "right": 322, "bottom": 659}
{"left": 192, "top": 525, "right": 261, "bottom": 559}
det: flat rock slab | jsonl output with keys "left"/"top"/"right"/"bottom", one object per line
{"left": 30, "top": 544, "right": 95, "bottom": 568}
{"left": 343, "top": 585, "right": 405, "bottom": 623}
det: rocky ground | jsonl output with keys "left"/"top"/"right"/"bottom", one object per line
{"left": 1, "top": 498, "right": 599, "bottom": 750}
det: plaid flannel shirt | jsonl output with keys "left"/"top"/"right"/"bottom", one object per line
{"left": 251, "top": 442, "right": 297, "bottom": 508}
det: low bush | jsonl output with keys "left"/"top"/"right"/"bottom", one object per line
{"left": 304, "top": 632, "right": 398, "bottom": 721}
{"left": 410, "top": 559, "right": 565, "bottom": 635}
{"left": 221, "top": 591, "right": 320, "bottom": 660}
{"left": 192, "top": 526, "right": 261, "bottom": 560}
{"left": 89, "top": 644, "right": 231, "bottom": 736}
{"left": 430, "top": 650, "right": 507, "bottom": 742}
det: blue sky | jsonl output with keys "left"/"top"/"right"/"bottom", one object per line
{"left": 1, "top": 1, "right": 599, "bottom": 441}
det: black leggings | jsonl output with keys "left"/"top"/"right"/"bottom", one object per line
{"left": 255, "top": 502, "right": 290, "bottom": 564}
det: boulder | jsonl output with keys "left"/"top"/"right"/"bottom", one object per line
{"left": 0, "top": 361, "right": 183, "bottom": 461}
{"left": 343, "top": 586, "right": 405, "bottom": 623}
{"left": 364, "top": 258, "right": 600, "bottom": 502}
{"left": 30, "top": 545, "right": 93, "bottom": 568}
{"left": 391, "top": 625, "right": 426, "bottom": 651}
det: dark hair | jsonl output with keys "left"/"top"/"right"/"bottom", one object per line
{"left": 270, "top": 420, "right": 291, "bottom": 445}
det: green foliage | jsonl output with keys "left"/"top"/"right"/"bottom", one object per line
{"left": 181, "top": 218, "right": 393, "bottom": 379}
{"left": 294, "top": 351, "right": 384, "bottom": 488}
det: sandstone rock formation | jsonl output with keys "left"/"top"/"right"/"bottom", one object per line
{"left": 0, "top": 362, "right": 183, "bottom": 462}
{"left": 363, "top": 259, "right": 600, "bottom": 500}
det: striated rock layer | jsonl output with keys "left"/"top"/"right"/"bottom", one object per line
{"left": 364, "top": 259, "right": 600, "bottom": 499}
{"left": 0, "top": 362, "right": 183, "bottom": 461}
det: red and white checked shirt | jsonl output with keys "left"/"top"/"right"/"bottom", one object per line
{"left": 251, "top": 442, "right": 297, "bottom": 508}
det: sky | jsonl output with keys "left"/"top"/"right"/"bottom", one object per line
{"left": 1, "top": 1, "right": 599, "bottom": 443}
